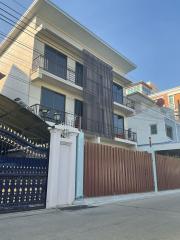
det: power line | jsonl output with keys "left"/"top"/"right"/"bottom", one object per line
{"left": 0, "top": 2, "right": 179, "bottom": 124}
{"left": 0, "top": 2, "right": 83, "bottom": 60}
{"left": 13, "top": 0, "right": 30, "bottom": 11}
{"left": 1, "top": 55, "right": 33, "bottom": 71}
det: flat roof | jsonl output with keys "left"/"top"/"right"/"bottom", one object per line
{"left": 150, "top": 86, "right": 180, "bottom": 97}
{"left": 127, "top": 81, "right": 153, "bottom": 89}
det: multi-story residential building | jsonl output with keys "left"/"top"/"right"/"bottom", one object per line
{"left": 127, "top": 92, "right": 180, "bottom": 155}
{"left": 0, "top": 0, "right": 137, "bottom": 149}
{"left": 126, "top": 81, "right": 158, "bottom": 96}
{"left": 150, "top": 86, "right": 180, "bottom": 121}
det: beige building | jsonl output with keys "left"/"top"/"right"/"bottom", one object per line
{"left": 0, "top": 0, "right": 137, "bottom": 149}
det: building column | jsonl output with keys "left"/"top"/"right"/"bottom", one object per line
{"left": 46, "top": 126, "right": 79, "bottom": 208}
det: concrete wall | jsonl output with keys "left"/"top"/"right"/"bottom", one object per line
{"left": 46, "top": 126, "right": 79, "bottom": 208}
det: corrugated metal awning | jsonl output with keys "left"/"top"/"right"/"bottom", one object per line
{"left": 0, "top": 94, "right": 50, "bottom": 143}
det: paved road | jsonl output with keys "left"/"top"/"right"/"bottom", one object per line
{"left": 1, "top": 193, "right": 180, "bottom": 240}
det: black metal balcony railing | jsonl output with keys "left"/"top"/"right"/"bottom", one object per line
{"left": 83, "top": 118, "right": 137, "bottom": 142}
{"left": 114, "top": 127, "right": 137, "bottom": 142}
{"left": 113, "top": 92, "right": 135, "bottom": 110}
{"left": 30, "top": 105, "right": 137, "bottom": 142}
{"left": 30, "top": 104, "right": 81, "bottom": 129}
{"left": 32, "top": 55, "right": 83, "bottom": 87}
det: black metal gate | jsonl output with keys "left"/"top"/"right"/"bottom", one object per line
{"left": 0, "top": 124, "right": 49, "bottom": 213}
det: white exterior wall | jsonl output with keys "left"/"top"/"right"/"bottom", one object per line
{"left": 128, "top": 107, "right": 172, "bottom": 146}
{"left": 46, "top": 126, "right": 79, "bottom": 208}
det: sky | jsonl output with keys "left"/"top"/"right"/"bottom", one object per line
{"left": 1, "top": 0, "right": 180, "bottom": 90}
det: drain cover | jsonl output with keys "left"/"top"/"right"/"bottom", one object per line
{"left": 60, "top": 205, "right": 96, "bottom": 211}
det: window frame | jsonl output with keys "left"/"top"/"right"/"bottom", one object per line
{"left": 75, "top": 62, "right": 84, "bottom": 87}
{"left": 40, "top": 87, "right": 66, "bottom": 122}
{"left": 113, "top": 83, "right": 123, "bottom": 104}
{"left": 150, "top": 124, "right": 157, "bottom": 135}
{"left": 168, "top": 95, "right": 175, "bottom": 109}
{"left": 74, "top": 99, "right": 83, "bottom": 117}
{"left": 113, "top": 114, "right": 124, "bottom": 134}
{"left": 165, "top": 125, "right": 173, "bottom": 139}
{"left": 44, "top": 45, "right": 67, "bottom": 80}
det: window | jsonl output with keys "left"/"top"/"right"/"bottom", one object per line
{"left": 113, "top": 83, "right": 123, "bottom": 104}
{"left": 113, "top": 114, "right": 124, "bottom": 136}
{"left": 44, "top": 45, "right": 67, "bottom": 79}
{"left": 142, "top": 86, "right": 151, "bottom": 95}
{"left": 169, "top": 95, "right": 175, "bottom": 109}
{"left": 75, "top": 99, "right": 83, "bottom": 117}
{"left": 150, "top": 124, "right": 157, "bottom": 135}
{"left": 75, "top": 62, "right": 83, "bottom": 87}
{"left": 166, "top": 125, "right": 173, "bottom": 139}
{"left": 40, "top": 87, "right": 65, "bottom": 122}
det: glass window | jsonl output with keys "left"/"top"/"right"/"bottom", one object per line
{"left": 169, "top": 95, "right": 175, "bottom": 109}
{"left": 113, "top": 114, "right": 124, "bottom": 135}
{"left": 142, "top": 86, "right": 151, "bottom": 95}
{"left": 75, "top": 99, "right": 83, "bottom": 117}
{"left": 150, "top": 124, "right": 157, "bottom": 135}
{"left": 44, "top": 45, "right": 67, "bottom": 79}
{"left": 40, "top": 87, "right": 65, "bottom": 122}
{"left": 166, "top": 125, "right": 173, "bottom": 139}
{"left": 75, "top": 62, "right": 83, "bottom": 87}
{"left": 113, "top": 83, "right": 123, "bottom": 104}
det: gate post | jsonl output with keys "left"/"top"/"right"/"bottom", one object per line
{"left": 75, "top": 131, "right": 84, "bottom": 199}
{"left": 46, "top": 126, "right": 79, "bottom": 208}
{"left": 151, "top": 150, "right": 158, "bottom": 193}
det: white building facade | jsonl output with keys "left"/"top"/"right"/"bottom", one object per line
{"left": 127, "top": 92, "right": 180, "bottom": 153}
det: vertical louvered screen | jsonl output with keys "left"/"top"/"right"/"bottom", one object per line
{"left": 82, "top": 50, "right": 114, "bottom": 138}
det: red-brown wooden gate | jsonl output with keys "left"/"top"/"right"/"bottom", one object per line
{"left": 84, "top": 142, "right": 154, "bottom": 197}
{"left": 156, "top": 154, "right": 180, "bottom": 191}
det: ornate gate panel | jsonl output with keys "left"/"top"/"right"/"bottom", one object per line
{"left": 0, "top": 124, "right": 49, "bottom": 213}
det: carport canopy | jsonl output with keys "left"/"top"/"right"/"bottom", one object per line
{"left": 0, "top": 94, "right": 50, "bottom": 143}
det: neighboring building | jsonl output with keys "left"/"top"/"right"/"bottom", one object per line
{"left": 127, "top": 92, "right": 180, "bottom": 155}
{"left": 150, "top": 86, "right": 180, "bottom": 121}
{"left": 0, "top": 0, "right": 137, "bottom": 149}
{"left": 126, "top": 81, "right": 158, "bottom": 96}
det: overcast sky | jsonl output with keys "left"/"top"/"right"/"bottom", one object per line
{"left": 1, "top": 0, "right": 180, "bottom": 90}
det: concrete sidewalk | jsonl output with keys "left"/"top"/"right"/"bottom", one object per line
{"left": 1, "top": 193, "right": 180, "bottom": 239}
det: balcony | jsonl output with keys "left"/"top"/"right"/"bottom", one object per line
{"left": 30, "top": 105, "right": 137, "bottom": 144}
{"left": 31, "top": 55, "right": 83, "bottom": 94}
{"left": 113, "top": 94, "right": 135, "bottom": 115}
{"left": 30, "top": 104, "right": 81, "bottom": 129}
{"left": 83, "top": 118, "right": 137, "bottom": 143}
{"left": 113, "top": 90, "right": 135, "bottom": 108}
{"left": 114, "top": 127, "right": 137, "bottom": 142}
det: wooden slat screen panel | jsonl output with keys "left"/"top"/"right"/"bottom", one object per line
{"left": 84, "top": 142, "right": 154, "bottom": 197}
{"left": 156, "top": 154, "right": 180, "bottom": 191}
